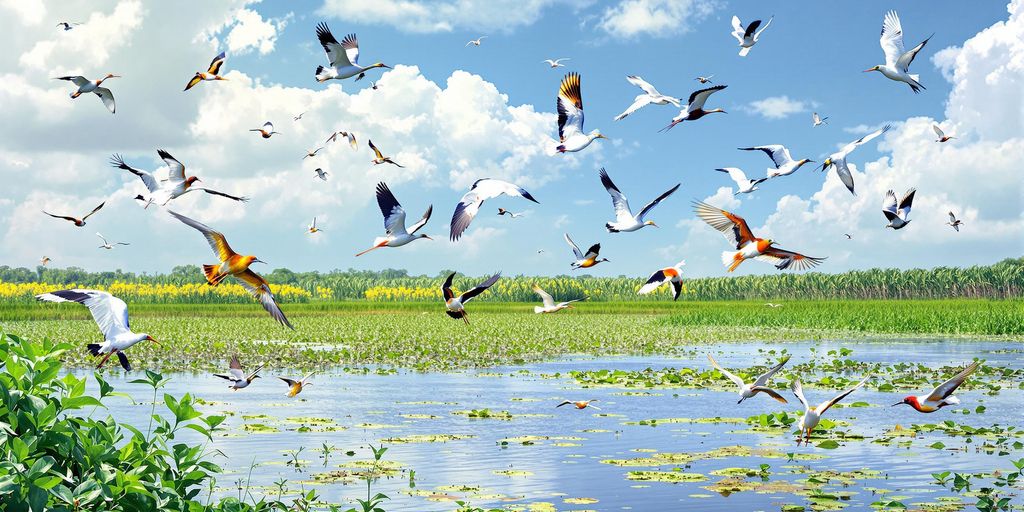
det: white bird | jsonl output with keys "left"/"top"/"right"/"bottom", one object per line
{"left": 707, "top": 353, "right": 791, "bottom": 404}
{"left": 497, "top": 208, "right": 523, "bottom": 218}
{"left": 947, "top": 211, "right": 963, "bottom": 232}
{"left": 765, "top": 302, "right": 783, "bottom": 308}
{"left": 533, "top": 285, "right": 583, "bottom": 314}
{"left": 326, "top": 130, "right": 358, "bottom": 149}
{"left": 465, "top": 36, "right": 487, "bottom": 47}
{"left": 600, "top": 168, "right": 679, "bottom": 232}
{"left": 565, "top": 233, "right": 608, "bottom": 270}
{"left": 555, "top": 72, "right": 607, "bottom": 153}
{"left": 356, "top": 182, "right": 432, "bottom": 256}
{"left": 314, "top": 24, "right": 391, "bottom": 82}
{"left": 865, "top": 11, "right": 932, "bottom": 93}
{"left": 614, "top": 75, "right": 681, "bottom": 121}
{"left": 214, "top": 355, "right": 263, "bottom": 390}
{"left": 660, "top": 85, "right": 727, "bottom": 131}
{"left": 57, "top": 21, "right": 81, "bottom": 31}
{"left": 695, "top": 75, "right": 714, "bottom": 84}
{"left": 55, "top": 74, "right": 119, "bottom": 113}
{"left": 716, "top": 167, "right": 765, "bottom": 195}
{"left": 35, "top": 289, "right": 158, "bottom": 371}
{"left": 111, "top": 151, "right": 248, "bottom": 208}
{"left": 820, "top": 124, "right": 891, "bottom": 195}
{"left": 638, "top": 260, "right": 686, "bottom": 301}
{"left": 731, "top": 15, "right": 773, "bottom": 56}
{"left": 314, "top": 168, "right": 329, "bottom": 181}
{"left": 449, "top": 178, "right": 539, "bottom": 241}
{"left": 303, "top": 147, "right": 325, "bottom": 160}
{"left": 308, "top": 217, "right": 322, "bottom": 234}
{"left": 96, "top": 232, "right": 129, "bottom": 250}
{"left": 882, "top": 188, "right": 916, "bottom": 230}
{"left": 893, "top": 361, "right": 980, "bottom": 413}
{"left": 792, "top": 376, "right": 869, "bottom": 445}
{"left": 250, "top": 121, "right": 280, "bottom": 138}
{"left": 739, "top": 145, "right": 814, "bottom": 178}
{"left": 543, "top": 58, "right": 570, "bottom": 68}
{"left": 812, "top": 112, "right": 829, "bottom": 127}
{"left": 933, "top": 124, "right": 956, "bottom": 142}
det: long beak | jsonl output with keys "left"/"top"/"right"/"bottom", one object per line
{"left": 862, "top": 68, "right": 875, "bottom": 73}
{"left": 147, "top": 336, "right": 161, "bottom": 346}
{"left": 890, "top": 402, "right": 903, "bottom": 407}
{"left": 804, "top": 159, "right": 815, "bottom": 164}
{"left": 650, "top": 222, "right": 659, "bottom": 228}
{"left": 254, "top": 259, "right": 266, "bottom": 264}
{"left": 597, "top": 134, "right": 608, "bottom": 139}
{"left": 424, "top": 235, "right": 433, "bottom": 240}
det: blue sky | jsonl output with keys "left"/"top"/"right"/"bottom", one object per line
{"left": 0, "top": 0, "right": 1020, "bottom": 278}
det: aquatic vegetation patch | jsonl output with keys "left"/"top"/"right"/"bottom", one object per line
{"left": 382, "top": 434, "right": 475, "bottom": 444}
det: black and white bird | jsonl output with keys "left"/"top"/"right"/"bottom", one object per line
{"left": 57, "top": 21, "right": 81, "bottom": 31}
{"left": 812, "top": 112, "right": 829, "bottom": 127}
{"left": 599, "top": 168, "right": 679, "bottom": 232}
{"left": 441, "top": 272, "right": 501, "bottom": 324}
{"left": 865, "top": 11, "right": 932, "bottom": 93}
{"left": 449, "top": 178, "right": 538, "bottom": 241}
{"left": 356, "top": 182, "right": 432, "bottom": 256}
{"left": 96, "top": 233, "right": 129, "bottom": 250}
{"left": 214, "top": 356, "right": 264, "bottom": 390}
{"left": 730, "top": 15, "right": 773, "bottom": 56}
{"left": 707, "top": 353, "right": 791, "bottom": 404}
{"left": 314, "top": 168, "right": 329, "bottom": 181}
{"left": 947, "top": 211, "right": 963, "bottom": 232}
{"left": 565, "top": 233, "right": 608, "bottom": 269}
{"left": 314, "top": 24, "right": 391, "bottom": 82}
{"left": 820, "top": 124, "right": 891, "bottom": 195}
{"left": 716, "top": 167, "right": 765, "bottom": 195}
{"left": 613, "top": 75, "right": 680, "bottom": 121}
{"left": 112, "top": 151, "right": 248, "bottom": 208}
{"left": 933, "top": 124, "right": 956, "bottom": 142}
{"left": 638, "top": 260, "right": 686, "bottom": 300}
{"left": 739, "top": 145, "right": 814, "bottom": 178}
{"left": 882, "top": 188, "right": 916, "bottom": 230}
{"left": 497, "top": 208, "right": 523, "bottom": 218}
{"left": 660, "top": 85, "right": 727, "bottom": 131}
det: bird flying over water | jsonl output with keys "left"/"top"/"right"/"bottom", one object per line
{"left": 716, "top": 167, "right": 765, "bottom": 195}
{"left": 792, "top": 376, "right": 869, "bottom": 445}
{"left": 614, "top": 75, "right": 680, "bottom": 121}
{"left": 600, "top": 168, "right": 679, "bottom": 232}
{"left": 820, "top": 124, "right": 891, "bottom": 195}
{"left": 279, "top": 374, "right": 313, "bottom": 397}
{"left": 449, "top": 178, "right": 538, "bottom": 241}
{"left": 638, "top": 260, "right": 686, "bottom": 300}
{"left": 882, "top": 188, "right": 916, "bottom": 230}
{"left": 315, "top": 24, "right": 390, "bottom": 82}
{"left": 368, "top": 139, "right": 403, "bottom": 167}
{"left": 543, "top": 58, "right": 569, "bottom": 68}
{"left": 184, "top": 51, "right": 227, "bottom": 91}
{"left": 43, "top": 202, "right": 104, "bottom": 227}
{"left": 933, "top": 124, "right": 956, "bottom": 142}
{"left": 556, "top": 72, "right": 607, "bottom": 153}
{"left": 112, "top": 151, "right": 248, "bottom": 208}
{"left": 250, "top": 121, "right": 280, "bottom": 138}
{"left": 707, "top": 353, "right": 790, "bottom": 404}
{"left": 694, "top": 201, "right": 825, "bottom": 272}
{"left": 356, "top": 182, "right": 432, "bottom": 256}
{"left": 55, "top": 74, "right": 119, "bottom": 113}
{"left": 866, "top": 11, "right": 932, "bottom": 93}
{"left": 533, "top": 285, "right": 583, "bottom": 314}
{"left": 557, "top": 400, "right": 600, "bottom": 410}
{"left": 442, "top": 272, "right": 501, "bottom": 324}
{"left": 215, "top": 355, "right": 263, "bottom": 390}
{"left": 739, "top": 145, "right": 814, "bottom": 179}
{"left": 96, "top": 232, "right": 129, "bottom": 250}
{"left": 947, "top": 211, "right": 963, "bottom": 232}
{"left": 731, "top": 15, "right": 773, "bottom": 56}
{"left": 660, "top": 85, "right": 727, "bottom": 131}
{"left": 565, "top": 233, "right": 608, "bottom": 269}
{"left": 893, "top": 361, "right": 979, "bottom": 413}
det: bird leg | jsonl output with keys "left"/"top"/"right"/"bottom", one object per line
{"left": 96, "top": 349, "right": 116, "bottom": 369}
{"left": 462, "top": 311, "right": 470, "bottom": 325}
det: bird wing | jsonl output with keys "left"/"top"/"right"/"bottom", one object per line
{"left": 882, "top": 189, "right": 899, "bottom": 219}
{"left": 369, "top": 139, "right": 385, "bottom": 160}
{"left": 755, "top": 247, "right": 827, "bottom": 271}
{"left": 278, "top": 377, "right": 299, "bottom": 387}
{"left": 450, "top": 190, "right": 482, "bottom": 241}
{"left": 687, "top": 85, "right": 726, "bottom": 111}
{"left": 184, "top": 73, "right": 204, "bottom": 91}
{"left": 638, "top": 269, "right": 668, "bottom": 295}
{"left": 897, "top": 34, "right": 930, "bottom": 72}
{"left": 316, "top": 23, "right": 354, "bottom": 67}
{"left": 751, "top": 386, "right": 788, "bottom": 403}
{"left": 94, "top": 87, "right": 115, "bottom": 114}
{"left": 843, "top": 124, "right": 891, "bottom": 155}
{"left": 441, "top": 272, "right": 456, "bottom": 301}
{"left": 228, "top": 355, "right": 244, "bottom": 380}
{"left": 583, "top": 243, "right": 601, "bottom": 260}
{"left": 791, "top": 379, "right": 810, "bottom": 410}
{"left": 740, "top": 145, "right": 792, "bottom": 168}
{"left": 245, "top": 363, "right": 265, "bottom": 381}
{"left": 557, "top": 72, "right": 584, "bottom": 142}
{"left": 753, "top": 355, "right": 791, "bottom": 387}
{"left": 460, "top": 273, "right": 501, "bottom": 303}
{"left": 157, "top": 150, "right": 186, "bottom": 182}
{"left": 833, "top": 158, "right": 856, "bottom": 194}
{"left": 167, "top": 210, "right": 236, "bottom": 261}
{"left": 744, "top": 19, "right": 763, "bottom": 40}
{"left": 207, "top": 51, "right": 226, "bottom": 75}
{"left": 636, "top": 183, "right": 680, "bottom": 221}
{"left": 96, "top": 232, "right": 108, "bottom": 245}
{"left": 717, "top": 167, "right": 750, "bottom": 187}
{"left": 898, "top": 188, "right": 916, "bottom": 220}
{"left": 262, "top": 121, "right": 274, "bottom": 132}
{"left": 375, "top": 182, "right": 408, "bottom": 235}
{"left": 110, "top": 154, "right": 160, "bottom": 192}
{"left": 816, "top": 376, "right": 869, "bottom": 416}
{"left": 533, "top": 285, "right": 555, "bottom": 308}
{"left": 346, "top": 132, "right": 358, "bottom": 149}
{"left": 625, "top": 75, "right": 660, "bottom": 96}
{"left": 948, "top": 211, "right": 957, "bottom": 223}
{"left": 880, "top": 10, "right": 906, "bottom": 68}
{"left": 56, "top": 76, "right": 90, "bottom": 87}
{"left": 614, "top": 94, "right": 653, "bottom": 121}
{"left": 43, "top": 212, "right": 79, "bottom": 223}
{"left": 82, "top": 202, "right": 105, "bottom": 221}
{"left": 927, "top": 362, "right": 980, "bottom": 402}
{"left": 195, "top": 188, "right": 249, "bottom": 203}
{"left": 706, "top": 353, "right": 746, "bottom": 389}
{"left": 754, "top": 16, "right": 773, "bottom": 39}
{"left": 599, "top": 168, "right": 633, "bottom": 222}
{"left": 405, "top": 205, "right": 431, "bottom": 235}
{"left": 730, "top": 16, "right": 745, "bottom": 43}
{"left": 236, "top": 269, "right": 293, "bottom": 329}
{"left": 692, "top": 201, "right": 756, "bottom": 249}
{"left": 564, "top": 233, "right": 583, "bottom": 259}
{"left": 933, "top": 124, "right": 945, "bottom": 138}
{"left": 36, "top": 289, "right": 130, "bottom": 340}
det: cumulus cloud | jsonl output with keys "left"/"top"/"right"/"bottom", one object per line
{"left": 317, "top": 0, "right": 570, "bottom": 33}
{"left": 597, "top": 0, "right": 719, "bottom": 38}
{"left": 223, "top": 8, "right": 292, "bottom": 55}
{"left": 743, "top": 95, "right": 810, "bottom": 120}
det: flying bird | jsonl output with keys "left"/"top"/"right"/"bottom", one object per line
{"left": 947, "top": 211, "right": 963, "bottom": 232}
{"left": 356, "top": 182, "right": 432, "bottom": 256}
{"left": 111, "top": 151, "right": 248, "bottom": 208}
{"left": 933, "top": 124, "right": 956, "bottom": 142}
{"left": 543, "top": 58, "right": 570, "bottom": 68}
{"left": 730, "top": 15, "right": 773, "bottom": 56}
{"left": 820, "top": 124, "right": 891, "bottom": 195}
{"left": 465, "top": 36, "right": 487, "bottom": 47}
{"left": 441, "top": 272, "right": 501, "bottom": 324}
{"left": 695, "top": 75, "right": 714, "bottom": 84}
{"left": 308, "top": 217, "right": 322, "bottom": 234}
{"left": 303, "top": 147, "right": 325, "bottom": 160}
{"left": 638, "top": 260, "right": 686, "bottom": 301}
{"left": 368, "top": 139, "right": 403, "bottom": 167}
{"left": 370, "top": 80, "right": 380, "bottom": 90}
{"left": 707, "top": 353, "right": 790, "bottom": 404}
{"left": 565, "top": 233, "right": 608, "bottom": 269}
{"left": 882, "top": 188, "right": 916, "bottom": 230}
{"left": 497, "top": 208, "right": 523, "bottom": 218}
{"left": 314, "top": 168, "right": 329, "bottom": 181}
{"left": 184, "top": 51, "right": 227, "bottom": 91}
{"left": 739, "top": 145, "right": 814, "bottom": 178}
{"left": 40, "top": 256, "right": 51, "bottom": 266}
{"left": 96, "top": 232, "right": 129, "bottom": 250}
{"left": 893, "top": 362, "right": 980, "bottom": 413}
{"left": 279, "top": 374, "right": 313, "bottom": 397}
{"left": 55, "top": 74, "right": 119, "bottom": 113}
{"left": 600, "top": 168, "right": 679, "bottom": 232}
{"left": 660, "top": 85, "right": 727, "bottom": 131}
{"left": 168, "top": 210, "right": 293, "bottom": 329}
{"left": 792, "top": 376, "right": 869, "bottom": 445}
{"left": 716, "top": 167, "right": 766, "bottom": 195}
{"left": 555, "top": 72, "right": 607, "bottom": 153}
{"left": 214, "top": 356, "right": 264, "bottom": 390}
{"left": 36, "top": 289, "right": 158, "bottom": 371}
{"left": 614, "top": 75, "right": 681, "bottom": 121}
{"left": 694, "top": 201, "right": 826, "bottom": 272}
{"left": 294, "top": 112, "right": 305, "bottom": 121}
{"left": 449, "top": 178, "right": 538, "bottom": 241}
{"left": 250, "top": 121, "right": 280, "bottom": 139}
{"left": 865, "top": 11, "right": 932, "bottom": 93}
{"left": 56, "top": 21, "right": 81, "bottom": 31}
{"left": 812, "top": 112, "right": 829, "bottom": 127}
{"left": 326, "top": 130, "right": 358, "bottom": 149}
{"left": 764, "top": 303, "right": 783, "bottom": 308}
{"left": 556, "top": 400, "right": 600, "bottom": 410}
{"left": 43, "top": 202, "right": 104, "bottom": 227}
{"left": 533, "top": 285, "right": 583, "bottom": 314}
{"left": 844, "top": 233, "right": 853, "bottom": 239}
{"left": 314, "top": 24, "right": 390, "bottom": 82}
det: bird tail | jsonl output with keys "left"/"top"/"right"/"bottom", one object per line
{"left": 87, "top": 343, "right": 102, "bottom": 356}
{"left": 534, "top": 306, "right": 545, "bottom": 314}
{"left": 202, "top": 264, "right": 222, "bottom": 286}
{"left": 942, "top": 396, "right": 960, "bottom": 406}
{"left": 605, "top": 223, "right": 619, "bottom": 233}
{"left": 315, "top": 65, "right": 325, "bottom": 80}
{"left": 722, "top": 251, "right": 744, "bottom": 272}
{"left": 738, "top": 47, "right": 751, "bottom": 57}
{"left": 638, "top": 282, "right": 661, "bottom": 295}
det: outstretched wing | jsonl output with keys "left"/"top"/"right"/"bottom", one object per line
{"left": 753, "top": 355, "right": 791, "bottom": 387}
{"left": 557, "top": 72, "right": 584, "bottom": 142}
{"left": 599, "top": 168, "right": 633, "bottom": 222}
{"left": 898, "top": 188, "right": 916, "bottom": 220}
{"left": 450, "top": 189, "right": 482, "bottom": 241}
{"left": 196, "top": 188, "right": 249, "bottom": 203}
{"left": 730, "top": 16, "right": 745, "bottom": 43}
{"left": 817, "top": 376, "right": 869, "bottom": 415}
{"left": 441, "top": 272, "right": 456, "bottom": 301}
{"left": 82, "top": 202, "right": 105, "bottom": 221}
{"left": 184, "top": 73, "right": 204, "bottom": 91}
{"left": 614, "top": 94, "right": 653, "bottom": 121}
{"left": 744, "top": 19, "right": 762, "bottom": 40}
{"left": 94, "top": 87, "right": 115, "bottom": 114}
{"left": 167, "top": 210, "right": 236, "bottom": 261}
{"left": 739, "top": 145, "right": 792, "bottom": 168}
{"left": 235, "top": 269, "right": 293, "bottom": 329}
{"left": 880, "top": 10, "right": 905, "bottom": 68}
{"left": 158, "top": 150, "right": 186, "bottom": 182}
{"left": 791, "top": 379, "right": 810, "bottom": 410}
{"left": 533, "top": 285, "right": 555, "bottom": 308}
{"left": 707, "top": 353, "right": 746, "bottom": 389}
{"left": 638, "top": 269, "right": 668, "bottom": 295}
{"left": 110, "top": 154, "right": 160, "bottom": 192}
{"left": 207, "top": 51, "right": 226, "bottom": 75}
{"left": 564, "top": 233, "right": 583, "bottom": 259}
{"left": 316, "top": 23, "right": 354, "bottom": 67}
{"left": 636, "top": 183, "right": 680, "bottom": 221}
{"left": 368, "top": 139, "right": 385, "bottom": 160}
{"left": 755, "top": 247, "right": 827, "bottom": 271}
{"left": 927, "top": 362, "right": 980, "bottom": 402}
{"left": 460, "top": 273, "right": 501, "bottom": 303}
{"left": 687, "top": 85, "right": 726, "bottom": 111}
{"left": 933, "top": 124, "right": 945, "bottom": 138}
{"left": 882, "top": 189, "right": 899, "bottom": 221}
{"left": 375, "top": 182, "right": 408, "bottom": 235}
{"left": 36, "top": 289, "right": 130, "bottom": 340}
{"left": 843, "top": 124, "right": 891, "bottom": 154}
{"left": 407, "top": 205, "right": 432, "bottom": 235}
{"left": 833, "top": 158, "right": 856, "bottom": 195}
{"left": 625, "top": 75, "right": 659, "bottom": 96}
{"left": 692, "top": 201, "right": 756, "bottom": 249}
{"left": 56, "top": 75, "right": 90, "bottom": 87}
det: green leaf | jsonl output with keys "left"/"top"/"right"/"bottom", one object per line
{"left": 816, "top": 440, "right": 840, "bottom": 449}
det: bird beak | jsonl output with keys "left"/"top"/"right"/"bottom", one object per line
{"left": 737, "top": 398, "right": 744, "bottom": 404}
{"left": 650, "top": 222, "right": 659, "bottom": 228}
{"left": 216, "top": 76, "right": 228, "bottom": 81}
{"left": 862, "top": 67, "right": 875, "bottom": 72}
{"left": 804, "top": 159, "right": 814, "bottom": 164}
{"left": 254, "top": 259, "right": 266, "bottom": 264}
{"left": 147, "top": 335, "right": 160, "bottom": 345}
{"left": 891, "top": 402, "right": 903, "bottom": 407}
{"left": 381, "top": 64, "right": 392, "bottom": 69}
{"left": 597, "top": 134, "right": 608, "bottom": 139}
{"left": 423, "top": 235, "right": 433, "bottom": 240}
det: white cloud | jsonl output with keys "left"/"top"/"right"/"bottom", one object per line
{"left": 223, "top": 8, "right": 291, "bottom": 55}
{"left": 0, "top": 0, "right": 46, "bottom": 24}
{"left": 744, "top": 95, "right": 810, "bottom": 120}
{"left": 317, "top": 0, "right": 570, "bottom": 33}
{"left": 597, "top": 0, "right": 719, "bottom": 38}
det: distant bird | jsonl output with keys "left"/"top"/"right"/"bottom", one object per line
{"left": 326, "top": 130, "right": 358, "bottom": 149}
{"left": 893, "top": 361, "right": 980, "bottom": 413}
{"left": 533, "top": 285, "right": 583, "bottom": 314}
{"left": 112, "top": 151, "right": 248, "bottom": 208}
{"left": 43, "top": 202, "right": 104, "bottom": 227}
{"left": 638, "top": 260, "right": 686, "bottom": 300}
{"left": 537, "top": 249, "right": 545, "bottom": 254}
{"left": 707, "top": 353, "right": 790, "bottom": 404}
{"left": 184, "top": 51, "right": 227, "bottom": 91}
{"left": 36, "top": 289, "right": 158, "bottom": 371}
{"left": 695, "top": 75, "right": 714, "bottom": 84}
{"left": 933, "top": 124, "right": 956, "bottom": 142}
{"left": 543, "top": 58, "right": 570, "bottom": 68}
{"left": 370, "top": 80, "right": 380, "bottom": 90}
{"left": 565, "top": 233, "right": 608, "bottom": 269}
{"left": 555, "top": 72, "right": 607, "bottom": 153}
{"left": 730, "top": 15, "right": 773, "bottom": 56}
{"left": 947, "top": 212, "right": 963, "bottom": 232}
{"left": 55, "top": 74, "right": 119, "bottom": 113}
{"left": 314, "top": 168, "right": 329, "bottom": 181}
{"left": 214, "top": 356, "right": 263, "bottom": 390}
{"left": 294, "top": 112, "right": 305, "bottom": 121}
{"left": 882, "top": 188, "right": 916, "bottom": 230}
{"left": 56, "top": 21, "right": 81, "bottom": 31}
{"left": 660, "top": 85, "right": 727, "bottom": 131}
{"left": 812, "top": 112, "right": 829, "bottom": 127}
{"left": 614, "top": 75, "right": 681, "bottom": 121}
{"left": 600, "top": 168, "right": 679, "bottom": 232}
{"left": 308, "top": 217, "right": 322, "bottom": 234}
{"left": 96, "top": 232, "right": 129, "bottom": 250}
{"left": 279, "top": 374, "right": 313, "bottom": 397}
{"left": 168, "top": 210, "right": 293, "bottom": 329}
{"left": 792, "top": 376, "right": 869, "bottom": 445}
{"left": 441, "top": 272, "right": 501, "bottom": 324}
{"left": 465, "top": 36, "right": 487, "bottom": 47}
{"left": 739, "top": 145, "right": 814, "bottom": 178}
{"left": 450, "top": 178, "right": 538, "bottom": 241}
{"left": 557, "top": 400, "right": 600, "bottom": 410}
{"left": 250, "top": 121, "right": 280, "bottom": 139}
{"left": 40, "top": 256, "right": 51, "bottom": 266}
{"left": 368, "top": 140, "right": 403, "bottom": 167}
{"left": 356, "top": 182, "right": 432, "bottom": 256}
{"left": 497, "top": 208, "right": 523, "bottom": 218}
{"left": 844, "top": 233, "right": 853, "bottom": 239}
{"left": 865, "top": 11, "right": 931, "bottom": 93}
{"left": 764, "top": 303, "right": 783, "bottom": 308}
{"left": 314, "top": 24, "right": 391, "bottom": 82}
{"left": 716, "top": 167, "right": 766, "bottom": 195}
{"left": 303, "top": 147, "right": 325, "bottom": 160}
{"left": 820, "top": 124, "right": 891, "bottom": 195}
{"left": 694, "top": 201, "right": 826, "bottom": 272}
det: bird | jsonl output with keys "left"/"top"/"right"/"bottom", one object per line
{"left": 96, "top": 232, "right": 129, "bottom": 250}
{"left": 543, "top": 58, "right": 570, "bottom": 68}
{"left": 764, "top": 303, "right": 783, "bottom": 308}
{"left": 314, "top": 24, "right": 391, "bottom": 82}
{"left": 441, "top": 272, "right": 501, "bottom": 324}
{"left": 326, "top": 130, "right": 358, "bottom": 149}
{"left": 707, "top": 353, "right": 790, "bottom": 404}
{"left": 214, "top": 356, "right": 264, "bottom": 390}
{"left": 660, "top": 85, "right": 727, "bottom": 131}
{"left": 111, "top": 151, "right": 248, "bottom": 208}
{"left": 555, "top": 72, "right": 607, "bottom": 153}
{"left": 43, "top": 202, "right": 104, "bottom": 227}
{"left": 184, "top": 51, "right": 227, "bottom": 91}
{"left": 303, "top": 147, "right": 325, "bottom": 160}
{"left": 56, "top": 21, "right": 81, "bottom": 31}
{"left": 294, "top": 112, "right": 305, "bottom": 121}
{"left": 792, "top": 376, "right": 869, "bottom": 445}
{"left": 695, "top": 75, "right": 714, "bottom": 84}
{"left": 370, "top": 80, "right": 380, "bottom": 90}
{"left": 533, "top": 285, "right": 583, "bottom": 314}
{"left": 739, "top": 145, "right": 814, "bottom": 178}
{"left": 693, "top": 201, "right": 826, "bottom": 272}
{"left": 819, "top": 124, "right": 891, "bottom": 195}
{"left": 308, "top": 217, "right": 322, "bottom": 234}
{"left": 356, "top": 182, "right": 432, "bottom": 256}
{"left": 638, "top": 260, "right": 687, "bottom": 301}
{"left": 716, "top": 167, "right": 766, "bottom": 195}
{"left": 844, "top": 233, "right": 853, "bottom": 239}
{"left": 279, "top": 374, "right": 313, "bottom": 397}
{"left": 314, "top": 168, "right": 329, "bottom": 181}
{"left": 613, "top": 75, "right": 681, "bottom": 121}
{"left": 882, "top": 188, "right": 916, "bottom": 230}
{"left": 35, "top": 289, "right": 158, "bottom": 371}
{"left": 449, "top": 178, "right": 539, "bottom": 241}
{"left": 168, "top": 210, "right": 293, "bottom": 329}
{"left": 250, "top": 121, "right": 280, "bottom": 138}
{"left": 368, "top": 139, "right": 403, "bottom": 167}
{"left": 947, "top": 211, "right": 963, "bottom": 232}
{"left": 933, "top": 124, "right": 956, "bottom": 142}
{"left": 812, "top": 112, "right": 829, "bottom": 127}
{"left": 599, "top": 168, "right": 679, "bottom": 232}
{"left": 497, "top": 208, "right": 523, "bottom": 218}
{"left": 730, "top": 15, "right": 773, "bottom": 56}
{"left": 865, "top": 11, "right": 932, "bottom": 93}
{"left": 465, "top": 36, "right": 487, "bottom": 47}
{"left": 893, "top": 362, "right": 980, "bottom": 413}
{"left": 557, "top": 400, "right": 600, "bottom": 410}
{"left": 40, "top": 256, "right": 51, "bottom": 266}
{"left": 54, "top": 74, "right": 119, "bottom": 113}
{"left": 565, "top": 233, "right": 608, "bottom": 269}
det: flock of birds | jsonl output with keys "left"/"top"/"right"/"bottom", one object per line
{"left": 36, "top": 11, "right": 983, "bottom": 442}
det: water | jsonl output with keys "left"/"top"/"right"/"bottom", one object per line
{"left": 89, "top": 339, "right": 1024, "bottom": 511}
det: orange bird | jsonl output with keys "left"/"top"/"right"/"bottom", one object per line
{"left": 168, "top": 210, "right": 293, "bottom": 329}
{"left": 557, "top": 400, "right": 600, "bottom": 410}
{"left": 693, "top": 201, "right": 825, "bottom": 272}
{"left": 184, "top": 51, "right": 228, "bottom": 91}
{"left": 893, "top": 361, "right": 980, "bottom": 413}
{"left": 279, "top": 374, "right": 313, "bottom": 397}
{"left": 43, "top": 201, "right": 104, "bottom": 227}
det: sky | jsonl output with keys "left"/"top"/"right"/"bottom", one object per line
{"left": 0, "top": 0, "right": 1021, "bottom": 278}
